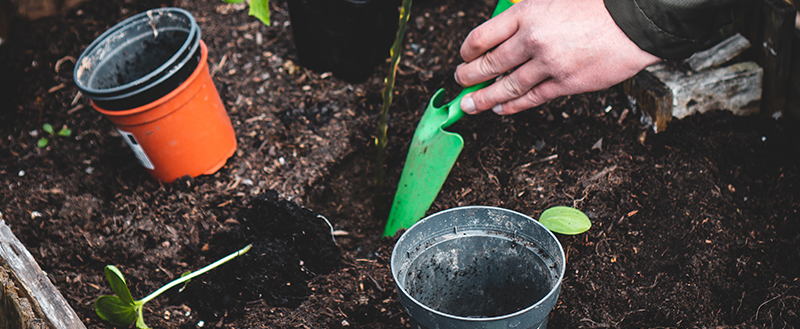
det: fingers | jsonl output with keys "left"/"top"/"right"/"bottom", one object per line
{"left": 454, "top": 33, "right": 530, "bottom": 87}
{"left": 459, "top": 10, "right": 519, "bottom": 63}
{"left": 494, "top": 80, "right": 561, "bottom": 115}
{"left": 462, "top": 78, "right": 561, "bottom": 116}
{"left": 460, "top": 59, "right": 551, "bottom": 115}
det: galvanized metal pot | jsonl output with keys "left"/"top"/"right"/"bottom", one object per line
{"left": 391, "top": 206, "right": 565, "bottom": 329}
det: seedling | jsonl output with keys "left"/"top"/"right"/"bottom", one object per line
{"left": 37, "top": 123, "right": 72, "bottom": 148}
{"left": 95, "top": 244, "right": 252, "bottom": 329}
{"left": 223, "top": 0, "right": 270, "bottom": 26}
{"left": 375, "top": 0, "right": 413, "bottom": 205}
{"left": 539, "top": 206, "right": 592, "bottom": 235}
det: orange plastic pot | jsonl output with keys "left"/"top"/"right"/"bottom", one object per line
{"left": 93, "top": 40, "right": 236, "bottom": 183}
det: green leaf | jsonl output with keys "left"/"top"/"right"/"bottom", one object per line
{"left": 56, "top": 127, "right": 72, "bottom": 137}
{"left": 539, "top": 206, "right": 592, "bottom": 235}
{"left": 37, "top": 138, "right": 49, "bottom": 148}
{"left": 95, "top": 295, "right": 137, "bottom": 326}
{"left": 135, "top": 304, "right": 150, "bottom": 329}
{"left": 222, "top": 0, "right": 246, "bottom": 3}
{"left": 42, "top": 123, "right": 54, "bottom": 135}
{"left": 248, "top": 0, "right": 271, "bottom": 26}
{"left": 104, "top": 265, "right": 136, "bottom": 304}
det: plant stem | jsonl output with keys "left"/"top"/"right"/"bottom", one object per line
{"left": 375, "top": 0, "right": 414, "bottom": 209}
{"left": 138, "top": 244, "right": 252, "bottom": 304}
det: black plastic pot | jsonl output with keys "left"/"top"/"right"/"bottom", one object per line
{"left": 74, "top": 8, "right": 201, "bottom": 111}
{"left": 287, "top": 0, "right": 402, "bottom": 83}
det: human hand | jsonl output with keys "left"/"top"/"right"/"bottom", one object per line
{"left": 454, "top": 0, "right": 662, "bottom": 115}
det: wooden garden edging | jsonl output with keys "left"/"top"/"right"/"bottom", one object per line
{"left": 625, "top": 0, "right": 798, "bottom": 132}
{"left": 0, "top": 221, "right": 86, "bottom": 329}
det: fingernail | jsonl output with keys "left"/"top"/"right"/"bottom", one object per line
{"left": 492, "top": 104, "right": 503, "bottom": 114}
{"left": 461, "top": 95, "right": 476, "bottom": 114}
{"left": 454, "top": 70, "right": 462, "bottom": 85}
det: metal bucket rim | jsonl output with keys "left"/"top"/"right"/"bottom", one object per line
{"left": 391, "top": 205, "right": 566, "bottom": 322}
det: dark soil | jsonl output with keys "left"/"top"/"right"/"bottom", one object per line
{"left": 1, "top": 0, "right": 799, "bottom": 328}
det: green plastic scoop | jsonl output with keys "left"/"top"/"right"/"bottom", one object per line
{"left": 383, "top": 0, "right": 517, "bottom": 237}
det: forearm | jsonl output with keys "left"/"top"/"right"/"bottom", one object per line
{"left": 605, "top": 0, "right": 745, "bottom": 59}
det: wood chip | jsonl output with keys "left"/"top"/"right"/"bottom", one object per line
{"left": 71, "top": 91, "right": 82, "bottom": 106}
{"left": 67, "top": 104, "right": 84, "bottom": 115}
{"left": 48, "top": 83, "right": 66, "bottom": 93}
{"left": 54, "top": 56, "right": 76, "bottom": 73}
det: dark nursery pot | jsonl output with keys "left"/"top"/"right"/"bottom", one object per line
{"left": 287, "top": 0, "right": 401, "bottom": 83}
{"left": 74, "top": 7, "right": 201, "bottom": 111}
{"left": 391, "top": 206, "right": 566, "bottom": 329}
{"left": 74, "top": 7, "right": 236, "bottom": 183}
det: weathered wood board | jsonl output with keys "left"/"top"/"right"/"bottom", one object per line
{"left": 736, "top": 0, "right": 796, "bottom": 114}
{"left": 0, "top": 221, "right": 86, "bottom": 329}
{"left": 624, "top": 33, "right": 763, "bottom": 132}
{"left": 1, "top": 267, "right": 47, "bottom": 329}
{"left": 647, "top": 61, "right": 763, "bottom": 120}
{"left": 787, "top": 28, "right": 800, "bottom": 121}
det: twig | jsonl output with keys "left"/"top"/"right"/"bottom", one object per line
{"left": 67, "top": 104, "right": 84, "bottom": 115}
{"left": 366, "top": 274, "right": 384, "bottom": 292}
{"left": 211, "top": 54, "right": 227, "bottom": 78}
{"left": 71, "top": 91, "right": 82, "bottom": 106}
{"left": 736, "top": 291, "right": 745, "bottom": 314}
{"left": 579, "top": 318, "right": 609, "bottom": 327}
{"left": 317, "top": 215, "right": 337, "bottom": 245}
{"left": 612, "top": 309, "right": 646, "bottom": 326}
{"left": 48, "top": 83, "right": 66, "bottom": 93}
{"left": 754, "top": 294, "right": 781, "bottom": 321}
{"left": 54, "top": 56, "right": 76, "bottom": 73}
{"left": 637, "top": 273, "right": 663, "bottom": 290}
{"left": 519, "top": 154, "right": 559, "bottom": 168}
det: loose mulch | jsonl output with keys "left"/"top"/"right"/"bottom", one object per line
{"left": 1, "top": 0, "right": 799, "bottom": 328}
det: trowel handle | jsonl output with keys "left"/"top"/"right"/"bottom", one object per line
{"left": 442, "top": 0, "right": 521, "bottom": 128}
{"left": 442, "top": 81, "right": 491, "bottom": 128}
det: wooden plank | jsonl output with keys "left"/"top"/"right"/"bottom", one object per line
{"left": 0, "top": 221, "right": 86, "bottom": 329}
{"left": 736, "top": 0, "right": 795, "bottom": 114}
{"left": 1, "top": 267, "right": 47, "bottom": 329}
{"left": 647, "top": 61, "right": 763, "bottom": 119}
{"left": 623, "top": 70, "right": 673, "bottom": 133}
{"left": 685, "top": 33, "right": 751, "bottom": 72}
{"left": 787, "top": 28, "right": 800, "bottom": 121}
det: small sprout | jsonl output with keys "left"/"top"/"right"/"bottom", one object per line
{"left": 95, "top": 244, "right": 252, "bottom": 329}
{"left": 42, "top": 123, "right": 54, "bottom": 135}
{"left": 539, "top": 206, "right": 592, "bottom": 235}
{"left": 223, "top": 0, "right": 270, "bottom": 26}
{"left": 57, "top": 126, "right": 72, "bottom": 137}
{"left": 37, "top": 123, "right": 72, "bottom": 148}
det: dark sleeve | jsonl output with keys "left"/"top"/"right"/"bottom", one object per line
{"left": 604, "top": 0, "right": 744, "bottom": 59}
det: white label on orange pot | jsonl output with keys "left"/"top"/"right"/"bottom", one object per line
{"left": 117, "top": 129, "right": 155, "bottom": 170}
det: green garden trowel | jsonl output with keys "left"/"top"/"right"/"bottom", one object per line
{"left": 383, "top": 0, "right": 518, "bottom": 237}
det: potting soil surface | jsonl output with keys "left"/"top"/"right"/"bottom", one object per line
{"left": 1, "top": 0, "right": 799, "bottom": 328}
